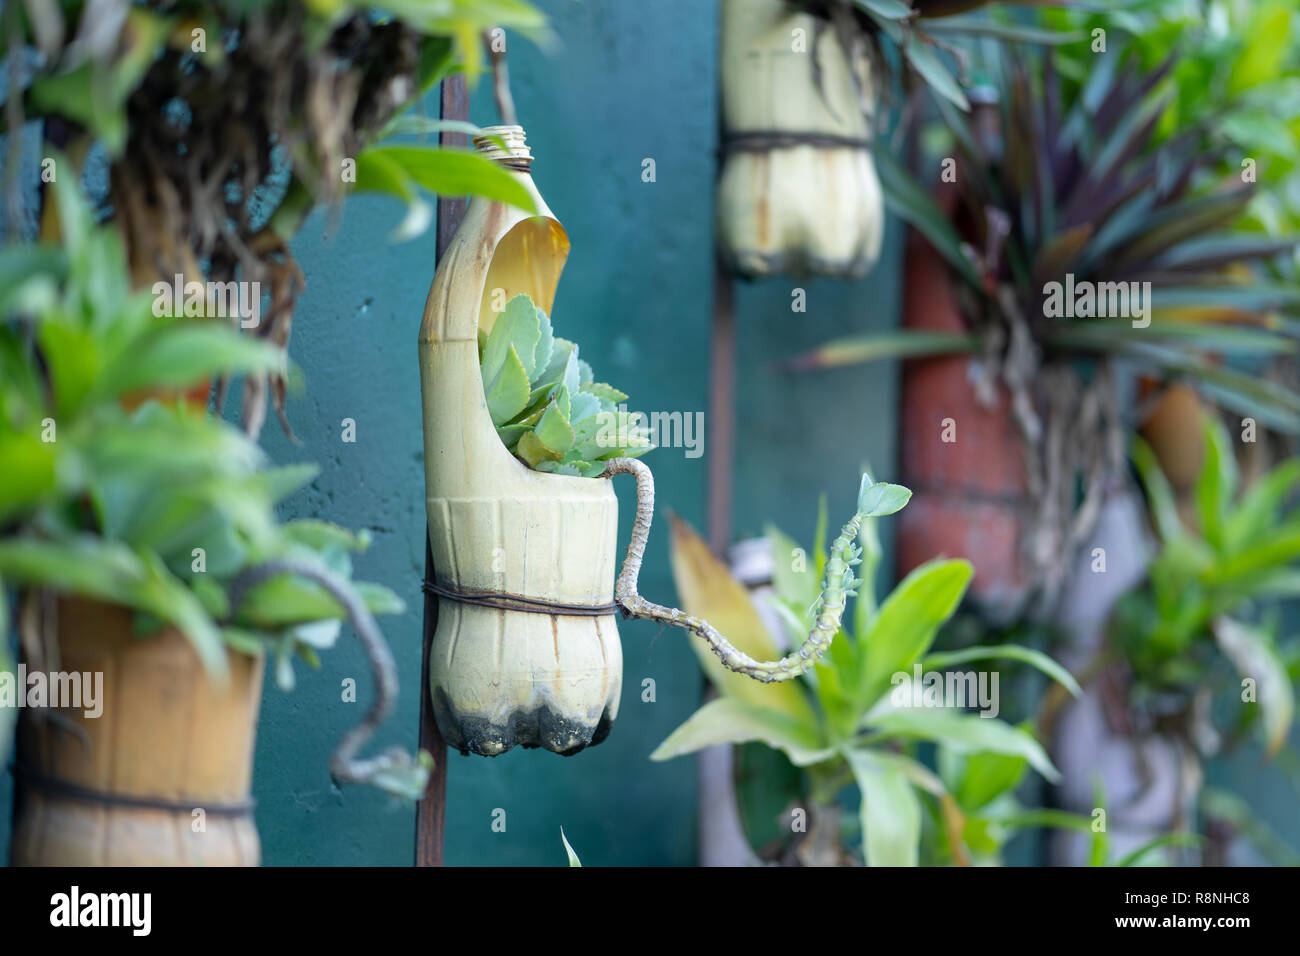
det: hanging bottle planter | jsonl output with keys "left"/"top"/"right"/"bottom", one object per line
{"left": 10, "top": 599, "right": 263, "bottom": 865}
{"left": 716, "top": 0, "right": 884, "bottom": 279}
{"left": 420, "top": 127, "right": 623, "bottom": 757}
{"left": 8, "top": 581, "right": 418, "bottom": 865}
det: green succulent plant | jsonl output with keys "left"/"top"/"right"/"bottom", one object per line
{"left": 480, "top": 293, "right": 652, "bottom": 477}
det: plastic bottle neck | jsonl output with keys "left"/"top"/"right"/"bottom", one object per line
{"left": 473, "top": 125, "right": 534, "bottom": 170}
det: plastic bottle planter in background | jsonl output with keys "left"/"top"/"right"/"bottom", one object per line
{"left": 419, "top": 127, "right": 622, "bottom": 757}
{"left": 11, "top": 599, "right": 263, "bottom": 865}
{"left": 716, "top": 0, "right": 884, "bottom": 279}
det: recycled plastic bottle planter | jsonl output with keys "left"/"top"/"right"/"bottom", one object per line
{"left": 716, "top": 0, "right": 884, "bottom": 279}
{"left": 420, "top": 127, "right": 622, "bottom": 757}
{"left": 10, "top": 598, "right": 264, "bottom": 866}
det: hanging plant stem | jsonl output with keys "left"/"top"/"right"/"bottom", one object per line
{"left": 229, "top": 559, "right": 429, "bottom": 796}
{"left": 485, "top": 30, "right": 518, "bottom": 127}
{"left": 601, "top": 458, "right": 901, "bottom": 683}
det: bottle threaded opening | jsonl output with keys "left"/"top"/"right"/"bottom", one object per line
{"left": 473, "top": 125, "right": 533, "bottom": 166}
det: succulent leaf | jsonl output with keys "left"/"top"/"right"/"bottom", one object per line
{"left": 537, "top": 336, "right": 576, "bottom": 387}
{"left": 534, "top": 398, "right": 575, "bottom": 455}
{"left": 516, "top": 429, "right": 563, "bottom": 467}
{"left": 581, "top": 381, "right": 628, "bottom": 404}
{"left": 569, "top": 389, "right": 601, "bottom": 425}
{"left": 483, "top": 295, "right": 542, "bottom": 382}
{"left": 485, "top": 344, "right": 530, "bottom": 426}
{"left": 495, "top": 423, "right": 530, "bottom": 451}
{"left": 535, "top": 303, "right": 555, "bottom": 373}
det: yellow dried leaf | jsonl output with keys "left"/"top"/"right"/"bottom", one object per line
{"left": 667, "top": 514, "right": 819, "bottom": 727}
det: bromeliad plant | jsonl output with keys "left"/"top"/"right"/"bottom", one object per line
{"left": 1040, "top": 0, "right": 1300, "bottom": 232}
{"left": 1042, "top": 0, "right": 1300, "bottom": 469}
{"left": 793, "top": 29, "right": 1300, "bottom": 607}
{"left": 1114, "top": 414, "right": 1300, "bottom": 759}
{"left": 482, "top": 293, "right": 651, "bottom": 477}
{"left": 0, "top": 181, "right": 426, "bottom": 796}
{"left": 651, "top": 483, "right": 1083, "bottom": 865}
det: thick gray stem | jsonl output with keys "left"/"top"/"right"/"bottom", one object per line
{"left": 601, "top": 457, "right": 862, "bottom": 683}
{"left": 230, "top": 559, "right": 428, "bottom": 796}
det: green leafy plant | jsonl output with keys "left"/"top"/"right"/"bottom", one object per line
{"left": 1116, "top": 413, "right": 1300, "bottom": 757}
{"left": 1007, "top": 778, "right": 1202, "bottom": 867}
{"left": 1041, "top": 1, "right": 1300, "bottom": 223}
{"left": 1040, "top": 0, "right": 1300, "bottom": 464}
{"left": 0, "top": 180, "right": 425, "bottom": 796}
{"left": 652, "top": 486, "right": 1081, "bottom": 865}
{"left": 481, "top": 293, "right": 652, "bottom": 476}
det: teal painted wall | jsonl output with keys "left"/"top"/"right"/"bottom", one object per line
{"left": 233, "top": 0, "right": 1300, "bottom": 865}
{"left": 23, "top": 1, "right": 1294, "bottom": 870}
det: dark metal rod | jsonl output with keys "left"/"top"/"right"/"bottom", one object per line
{"left": 707, "top": 258, "right": 735, "bottom": 554}
{"left": 414, "top": 72, "right": 469, "bottom": 868}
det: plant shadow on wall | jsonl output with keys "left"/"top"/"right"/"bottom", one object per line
{"left": 654, "top": 485, "right": 1099, "bottom": 867}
